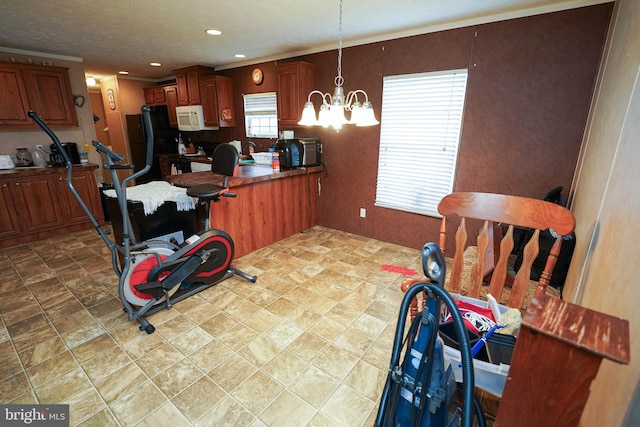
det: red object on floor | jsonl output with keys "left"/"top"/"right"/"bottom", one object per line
{"left": 380, "top": 264, "right": 419, "bottom": 276}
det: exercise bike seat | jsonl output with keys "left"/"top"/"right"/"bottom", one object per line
{"left": 187, "top": 183, "right": 234, "bottom": 201}
{"left": 186, "top": 143, "right": 239, "bottom": 202}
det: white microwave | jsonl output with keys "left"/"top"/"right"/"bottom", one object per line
{"left": 175, "top": 105, "right": 219, "bottom": 131}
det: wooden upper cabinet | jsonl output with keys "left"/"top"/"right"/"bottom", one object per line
{"left": 143, "top": 86, "right": 166, "bottom": 106}
{"left": 199, "top": 75, "right": 235, "bottom": 128}
{"left": 0, "top": 64, "right": 31, "bottom": 126}
{"left": 276, "top": 61, "right": 316, "bottom": 127}
{"left": 174, "top": 65, "right": 215, "bottom": 106}
{"left": 0, "top": 61, "right": 78, "bottom": 127}
{"left": 164, "top": 85, "right": 178, "bottom": 127}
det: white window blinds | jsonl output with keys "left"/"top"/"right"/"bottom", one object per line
{"left": 243, "top": 92, "right": 278, "bottom": 138}
{"left": 375, "top": 69, "right": 468, "bottom": 217}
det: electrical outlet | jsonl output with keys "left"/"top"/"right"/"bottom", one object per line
{"left": 36, "top": 144, "right": 44, "bottom": 150}
{"left": 360, "top": 208, "right": 366, "bottom": 218}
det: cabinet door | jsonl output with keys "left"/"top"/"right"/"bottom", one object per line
{"left": 175, "top": 73, "right": 189, "bottom": 106}
{"left": 216, "top": 76, "right": 235, "bottom": 127}
{"left": 186, "top": 69, "right": 201, "bottom": 105}
{"left": 144, "top": 86, "right": 166, "bottom": 106}
{"left": 0, "top": 64, "right": 32, "bottom": 126}
{"left": 0, "top": 181, "right": 21, "bottom": 239}
{"left": 276, "top": 62, "right": 316, "bottom": 127}
{"left": 58, "top": 171, "right": 103, "bottom": 224}
{"left": 12, "top": 175, "right": 66, "bottom": 232}
{"left": 164, "top": 85, "right": 178, "bottom": 127}
{"left": 199, "top": 77, "right": 219, "bottom": 127}
{"left": 22, "top": 67, "right": 78, "bottom": 126}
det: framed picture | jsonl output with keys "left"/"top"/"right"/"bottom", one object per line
{"left": 107, "top": 88, "right": 116, "bottom": 110}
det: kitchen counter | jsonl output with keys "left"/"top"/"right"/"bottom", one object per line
{"left": 166, "top": 164, "right": 325, "bottom": 257}
{"left": 166, "top": 165, "right": 324, "bottom": 188}
{"left": 0, "top": 163, "right": 99, "bottom": 177}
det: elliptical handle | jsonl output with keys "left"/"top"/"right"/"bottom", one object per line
{"left": 27, "top": 111, "right": 72, "bottom": 168}
{"left": 92, "top": 140, "right": 125, "bottom": 163}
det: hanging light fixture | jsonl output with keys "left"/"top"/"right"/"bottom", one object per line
{"left": 298, "top": 0, "right": 379, "bottom": 131}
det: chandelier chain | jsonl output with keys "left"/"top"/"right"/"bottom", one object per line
{"left": 336, "top": 0, "right": 344, "bottom": 88}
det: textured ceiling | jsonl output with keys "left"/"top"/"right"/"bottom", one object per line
{"left": 0, "top": 0, "right": 609, "bottom": 81}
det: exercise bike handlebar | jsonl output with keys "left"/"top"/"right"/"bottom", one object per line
{"left": 92, "top": 139, "right": 125, "bottom": 163}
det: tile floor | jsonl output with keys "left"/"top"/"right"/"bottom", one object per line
{"left": 0, "top": 225, "right": 426, "bottom": 426}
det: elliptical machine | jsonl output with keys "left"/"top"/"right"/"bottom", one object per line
{"left": 29, "top": 106, "right": 256, "bottom": 334}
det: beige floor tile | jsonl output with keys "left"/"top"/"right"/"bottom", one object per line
{"left": 285, "top": 332, "right": 328, "bottom": 362}
{"left": 70, "top": 333, "right": 118, "bottom": 363}
{"left": 137, "top": 401, "right": 192, "bottom": 427}
{"left": 170, "top": 326, "right": 214, "bottom": 355}
{"left": 237, "top": 335, "right": 282, "bottom": 367}
{"left": 261, "top": 349, "right": 309, "bottom": 387}
{"left": 321, "top": 383, "right": 375, "bottom": 426}
{"left": 208, "top": 353, "right": 257, "bottom": 392}
{"left": 259, "top": 390, "right": 316, "bottom": 427}
{"left": 188, "top": 339, "right": 234, "bottom": 373}
{"left": 95, "top": 362, "right": 147, "bottom": 404}
{"left": 34, "top": 367, "right": 92, "bottom": 404}
{"left": 231, "top": 371, "right": 284, "bottom": 416}
{"left": 65, "top": 385, "right": 107, "bottom": 426}
{"left": 136, "top": 342, "right": 185, "bottom": 377}
{"left": 289, "top": 365, "right": 340, "bottom": 409}
{"left": 171, "top": 376, "right": 226, "bottom": 422}
{"left": 194, "top": 395, "right": 256, "bottom": 426}
{"left": 26, "top": 350, "right": 79, "bottom": 388}
{"left": 151, "top": 359, "right": 202, "bottom": 399}
{"left": 82, "top": 346, "right": 132, "bottom": 382}
{"left": 110, "top": 380, "right": 167, "bottom": 427}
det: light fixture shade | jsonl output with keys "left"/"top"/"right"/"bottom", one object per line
{"left": 329, "top": 101, "right": 348, "bottom": 130}
{"left": 348, "top": 102, "right": 362, "bottom": 125}
{"left": 318, "top": 104, "right": 331, "bottom": 127}
{"left": 298, "top": 102, "right": 318, "bottom": 126}
{"left": 355, "top": 101, "right": 380, "bottom": 127}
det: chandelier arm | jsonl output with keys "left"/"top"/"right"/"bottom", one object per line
{"left": 344, "top": 89, "right": 370, "bottom": 109}
{"left": 307, "top": 90, "right": 332, "bottom": 105}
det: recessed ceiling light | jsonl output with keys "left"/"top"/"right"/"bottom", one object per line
{"left": 118, "top": 71, "right": 129, "bottom": 75}
{"left": 85, "top": 77, "right": 96, "bottom": 86}
{"left": 234, "top": 54, "right": 246, "bottom": 58}
{"left": 206, "top": 29, "right": 222, "bottom": 36}
{"left": 150, "top": 62, "right": 161, "bottom": 67}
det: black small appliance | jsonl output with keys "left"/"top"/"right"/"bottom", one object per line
{"left": 50, "top": 142, "right": 80, "bottom": 165}
{"left": 274, "top": 139, "right": 303, "bottom": 169}
{"left": 300, "top": 138, "right": 322, "bottom": 166}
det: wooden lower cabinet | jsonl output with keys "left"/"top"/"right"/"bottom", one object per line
{"left": 0, "top": 165, "right": 104, "bottom": 248}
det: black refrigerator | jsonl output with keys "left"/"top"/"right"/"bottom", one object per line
{"left": 126, "top": 105, "right": 177, "bottom": 184}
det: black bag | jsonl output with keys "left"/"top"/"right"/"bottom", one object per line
{"left": 513, "top": 228, "right": 576, "bottom": 290}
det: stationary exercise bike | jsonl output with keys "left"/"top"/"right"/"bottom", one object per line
{"left": 29, "top": 106, "right": 257, "bottom": 334}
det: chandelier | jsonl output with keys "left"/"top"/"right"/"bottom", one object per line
{"left": 297, "top": 0, "right": 379, "bottom": 131}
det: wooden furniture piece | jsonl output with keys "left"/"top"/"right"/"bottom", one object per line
{"left": 167, "top": 165, "right": 323, "bottom": 257}
{"left": 164, "top": 85, "right": 178, "bottom": 127}
{"left": 0, "top": 61, "right": 78, "bottom": 127}
{"left": 437, "top": 192, "right": 576, "bottom": 308}
{"left": 495, "top": 293, "right": 629, "bottom": 426}
{"left": 143, "top": 86, "right": 167, "bottom": 106}
{"left": 199, "top": 75, "right": 235, "bottom": 128}
{"left": 0, "top": 164, "right": 104, "bottom": 248}
{"left": 402, "top": 192, "right": 576, "bottom": 317}
{"left": 276, "top": 61, "right": 316, "bottom": 128}
{"left": 174, "top": 65, "right": 215, "bottom": 106}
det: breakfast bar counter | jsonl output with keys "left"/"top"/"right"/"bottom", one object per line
{"left": 166, "top": 165, "right": 324, "bottom": 257}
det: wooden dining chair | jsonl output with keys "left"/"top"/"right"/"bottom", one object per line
{"left": 401, "top": 191, "right": 576, "bottom": 316}
{"left": 437, "top": 192, "right": 576, "bottom": 309}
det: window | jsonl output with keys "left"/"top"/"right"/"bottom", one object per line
{"left": 243, "top": 92, "right": 278, "bottom": 138}
{"left": 375, "top": 69, "right": 468, "bottom": 217}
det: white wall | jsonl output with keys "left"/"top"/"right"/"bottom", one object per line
{"left": 566, "top": 1, "right": 640, "bottom": 425}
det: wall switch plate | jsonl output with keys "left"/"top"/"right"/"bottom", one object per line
{"left": 360, "top": 208, "right": 366, "bottom": 218}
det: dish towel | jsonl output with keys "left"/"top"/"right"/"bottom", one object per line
{"left": 104, "top": 181, "right": 196, "bottom": 215}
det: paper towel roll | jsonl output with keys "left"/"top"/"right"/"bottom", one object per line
{"left": 230, "top": 140, "right": 242, "bottom": 154}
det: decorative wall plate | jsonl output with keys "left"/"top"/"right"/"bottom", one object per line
{"left": 252, "top": 68, "right": 263, "bottom": 85}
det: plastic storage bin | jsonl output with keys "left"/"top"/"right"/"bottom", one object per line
{"left": 440, "top": 294, "right": 516, "bottom": 397}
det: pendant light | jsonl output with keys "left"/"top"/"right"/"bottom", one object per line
{"left": 298, "top": 0, "right": 379, "bottom": 131}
